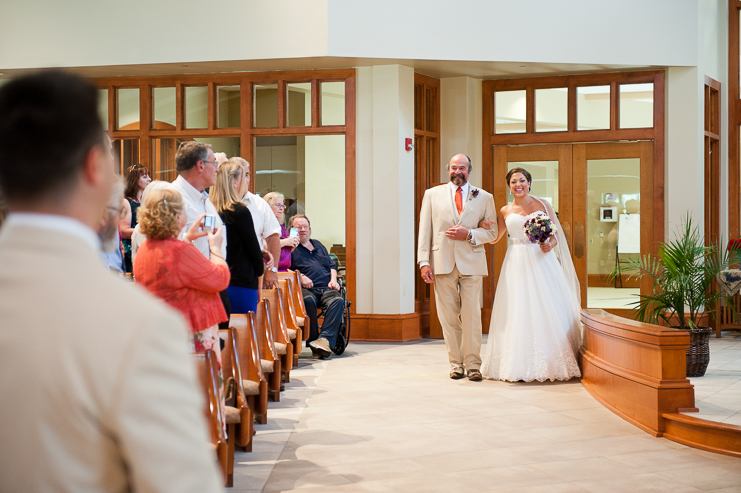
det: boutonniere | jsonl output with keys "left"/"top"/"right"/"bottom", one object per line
{"left": 470, "top": 188, "right": 479, "bottom": 200}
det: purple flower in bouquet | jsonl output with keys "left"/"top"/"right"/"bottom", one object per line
{"left": 523, "top": 211, "right": 557, "bottom": 244}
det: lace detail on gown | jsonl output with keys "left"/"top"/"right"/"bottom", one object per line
{"left": 481, "top": 214, "right": 582, "bottom": 382}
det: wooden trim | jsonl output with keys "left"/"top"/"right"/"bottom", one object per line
{"left": 662, "top": 413, "right": 741, "bottom": 458}
{"left": 580, "top": 309, "right": 696, "bottom": 436}
{"left": 352, "top": 313, "right": 422, "bottom": 342}
{"left": 345, "top": 76, "right": 357, "bottom": 314}
{"left": 730, "top": 2, "right": 740, "bottom": 239}
{"left": 488, "top": 128, "right": 654, "bottom": 145}
{"left": 488, "top": 70, "right": 663, "bottom": 90}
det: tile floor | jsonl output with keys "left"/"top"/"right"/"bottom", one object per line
{"left": 685, "top": 332, "right": 741, "bottom": 427}
{"left": 232, "top": 337, "right": 741, "bottom": 493}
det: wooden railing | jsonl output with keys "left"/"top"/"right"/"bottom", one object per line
{"left": 581, "top": 309, "right": 741, "bottom": 457}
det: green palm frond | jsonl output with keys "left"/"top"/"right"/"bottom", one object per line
{"left": 609, "top": 214, "right": 736, "bottom": 331}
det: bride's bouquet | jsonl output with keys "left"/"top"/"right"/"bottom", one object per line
{"left": 523, "top": 211, "right": 557, "bottom": 244}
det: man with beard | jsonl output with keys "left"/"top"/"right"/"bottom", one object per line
{"left": 417, "top": 154, "right": 498, "bottom": 381}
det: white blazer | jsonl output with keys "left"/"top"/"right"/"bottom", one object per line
{"left": 417, "top": 184, "right": 498, "bottom": 276}
{"left": 0, "top": 222, "right": 222, "bottom": 492}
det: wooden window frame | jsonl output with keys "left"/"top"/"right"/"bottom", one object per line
{"left": 730, "top": 1, "right": 741, "bottom": 239}
{"left": 91, "top": 69, "right": 357, "bottom": 309}
{"left": 706, "top": 77, "right": 721, "bottom": 247}
{"left": 413, "top": 73, "right": 440, "bottom": 337}
{"left": 482, "top": 70, "right": 665, "bottom": 326}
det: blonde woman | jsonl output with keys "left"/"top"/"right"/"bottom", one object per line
{"left": 210, "top": 161, "right": 265, "bottom": 314}
{"left": 264, "top": 191, "right": 299, "bottom": 271}
{"left": 134, "top": 189, "right": 230, "bottom": 353}
{"left": 131, "top": 179, "right": 170, "bottom": 263}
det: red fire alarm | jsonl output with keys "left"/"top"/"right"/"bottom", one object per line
{"left": 405, "top": 138, "right": 413, "bottom": 152}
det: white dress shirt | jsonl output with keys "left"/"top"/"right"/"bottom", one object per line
{"left": 169, "top": 175, "right": 227, "bottom": 259}
{"left": 241, "top": 191, "right": 281, "bottom": 243}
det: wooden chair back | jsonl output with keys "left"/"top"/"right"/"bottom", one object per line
{"left": 191, "top": 350, "right": 228, "bottom": 483}
{"left": 716, "top": 293, "right": 741, "bottom": 337}
{"left": 228, "top": 314, "right": 265, "bottom": 383}
{"left": 278, "top": 279, "right": 300, "bottom": 333}
{"left": 262, "top": 287, "right": 290, "bottom": 346}
{"left": 254, "top": 303, "right": 278, "bottom": 363}
{"left": 278, "top": 270, "right": 308, "bottom": 320}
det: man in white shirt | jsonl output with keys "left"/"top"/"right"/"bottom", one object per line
{"left": 0, "top": 71, "right": 222, "bottom": 492}
{"left": 229, "top": 156, "right": 281, "bottom": 288}
{"left": 169, "top": 141, "right": 227, "bottom": 260}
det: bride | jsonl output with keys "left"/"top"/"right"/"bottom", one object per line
{"left": 480, "top": 167, "right": 582, "bottom": 382}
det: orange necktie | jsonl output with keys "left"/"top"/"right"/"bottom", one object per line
{"left": 455, "top": 187, "right": 463, "bottom": 214}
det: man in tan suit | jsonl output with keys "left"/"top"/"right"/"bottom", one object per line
{"left": 418, "top": 154, "right": 498, "bottom": 381}
{"left": 0, "top": 72, "right": 222, "bottom": 491}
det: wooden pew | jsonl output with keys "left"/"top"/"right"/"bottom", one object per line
{"left": 278, "top": 270, "right": 308, "bottom": 339}
{"left": 192, "top": 350, "right": 229, "bottom": 486}
{"left": 220, "top": 327, "right": 255, "bottom": 454}
{"left": 262, "top": 286, "right": 294, "bottom": 381}
{"left": 229, "top": 313, "right": 269, "bottom": 424}
{"left": 278, "top": 278, "right": 303, "bottom": 365}
{"left": 254, "top": 301, "right": 282, "bottom": 402}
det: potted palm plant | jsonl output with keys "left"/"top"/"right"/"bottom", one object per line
{"left": 614, "top": 215, "right": 741, "bottom": 377}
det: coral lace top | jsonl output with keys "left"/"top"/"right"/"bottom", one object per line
{"left": 134, "top": 237, "right": 230, "bottom": 332}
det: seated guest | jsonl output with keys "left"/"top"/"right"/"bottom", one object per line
{"left": 130, "top": 179, "right": 169, "bottom": 263}
{"left": 135, "top": 189, "right": 230, "bottom": 356}
{"left": 0, "top": 71, "right": 222, "bottom": 491}
{"left": 119, "top": 163, "right": 151, "bottom": 274}
{"left": 289, "top": 214, "right": 343, "bottom": 359}
{"left": 264, "top": 191, "right": 299, "bottom": 271}
{"left": 210, "top": 161, "right": 265, "bottom": 314}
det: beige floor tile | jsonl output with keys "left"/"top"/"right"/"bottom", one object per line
{"left": 492, "top": 483, "right": 591, "bottom": 493}
{"left": 559, "top": 435, "right": 675, "bottom": 456}
{"left": 445, "top": 464, "right": 561, "bottom": 490}
{"left": 485, "top": 441, "right": 600, "bottom": 464}
{"left": 573, "top": 472, "right": 704, "bottom": 492}
{"left": 531, "top": 456, "right": 645, "bottom": 482}
{"left": 409, "top": 448, "right": 524, "bottom": 474}
{"left": 609, "top": 449, "right": 723, "bottom": 472}
{"left": 324, "top": 457, "right": 429, "bottom": 483}
{"left": 654, "top": 464, "right": 741, "bottom": 490}
{"left": 529, "top": 421, "right": 642, "bottom": 442}
{"left": 262, "top": 460, "right": 354, "bottom": 492}
{"left": 559, "top": 407, "right": 623, "bottom": 423}
{"left": 496, "top": 411, "right": 584, "bottom": 429}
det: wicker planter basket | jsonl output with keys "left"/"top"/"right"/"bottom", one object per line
{"left": 682, "top": 326, "right": 712, "bottom": 377}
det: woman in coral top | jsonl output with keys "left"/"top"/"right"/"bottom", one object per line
{"left": 134, "top": 189, "right": 230, "bottom": 355}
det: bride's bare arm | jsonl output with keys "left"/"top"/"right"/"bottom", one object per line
{"left": 479, "top": 209, "right": 507, "bottom": 243}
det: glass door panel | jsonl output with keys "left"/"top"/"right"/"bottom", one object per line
{"left": 585, "top": 157, "right": 640, "bottom": 309}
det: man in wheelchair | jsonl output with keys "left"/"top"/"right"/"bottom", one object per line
{"left": 289, "top": 214, "right": 344, "bottom": 359}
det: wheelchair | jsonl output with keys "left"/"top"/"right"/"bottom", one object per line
{"left": 331, "top": 283, "right": 351, "bottom": 355}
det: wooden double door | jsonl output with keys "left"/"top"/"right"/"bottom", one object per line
{"left": 480, "top": 141, "right": 656, "bottom": 330}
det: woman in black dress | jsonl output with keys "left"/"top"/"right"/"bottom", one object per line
{"left": 119, "top": 164, "right": 151, "bottom": 274}
{"left": 210, "top": 161, "right": 265, "bottom": 313}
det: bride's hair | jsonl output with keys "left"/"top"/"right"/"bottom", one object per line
{"left": 506, "top": 167, "right": 532, "bottom": 190}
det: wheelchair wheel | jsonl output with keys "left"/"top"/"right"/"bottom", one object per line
{"left": 333, "top": 330, "right": 347, "bottom": 355}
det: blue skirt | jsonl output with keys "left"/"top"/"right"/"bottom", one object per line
{"left": 226, "top": 286, "right": 259, "bottom": 314}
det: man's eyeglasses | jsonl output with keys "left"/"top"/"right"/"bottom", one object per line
{"left": 200, "top": 159, "right": 217, "bottom": 167}
{"left": 274, "top": 204, "right": 286, "bottom": 209}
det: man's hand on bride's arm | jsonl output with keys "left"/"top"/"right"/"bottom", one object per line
{"left": 445, "top": 225, "right": 469, "bottom": 241}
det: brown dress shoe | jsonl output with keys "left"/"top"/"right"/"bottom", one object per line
{"left": 467, "top": 369, "right": 483, "bottom": 381}
{"left": 450, "top": 368, "right": 465, "bottom": 379}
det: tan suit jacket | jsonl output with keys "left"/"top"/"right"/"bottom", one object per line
{"left": 0, "top": 223, "right": 222, "bottom": 492}
{"left": 417, "top": 184, "right": 498, "bottom": 276}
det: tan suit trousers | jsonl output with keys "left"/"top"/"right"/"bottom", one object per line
{"left": 434, "top": 264, "right": 483, "bottom": 370}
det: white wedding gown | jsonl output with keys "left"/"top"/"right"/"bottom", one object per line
{"left": 481, "top": 213, "right": 582, "bottom": 382}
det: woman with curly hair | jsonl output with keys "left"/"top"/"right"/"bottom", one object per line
{"left": 134, "top": 189, "right": 230, "bottom": 356}
{"left": 119, "top": 164, "right": 151, "bottom": 273}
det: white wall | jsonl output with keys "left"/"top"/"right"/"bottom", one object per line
{"left": 0, "top": 0, "right": 329, "bottom": 69}
{"left": 355, "top": 65, "right": 415, "bottom": 315}
{"left": 440, "top": 77, "right": 483, "bottom": 188}
{"left": 2, "top": 0, "right": 698, "bottom": 71}
{"left": 328, "top": 0, "right": 698, "bottom": 67}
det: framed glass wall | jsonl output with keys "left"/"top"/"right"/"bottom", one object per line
{"left": 92, "top": 69, "right": 356, "bottom": 306}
